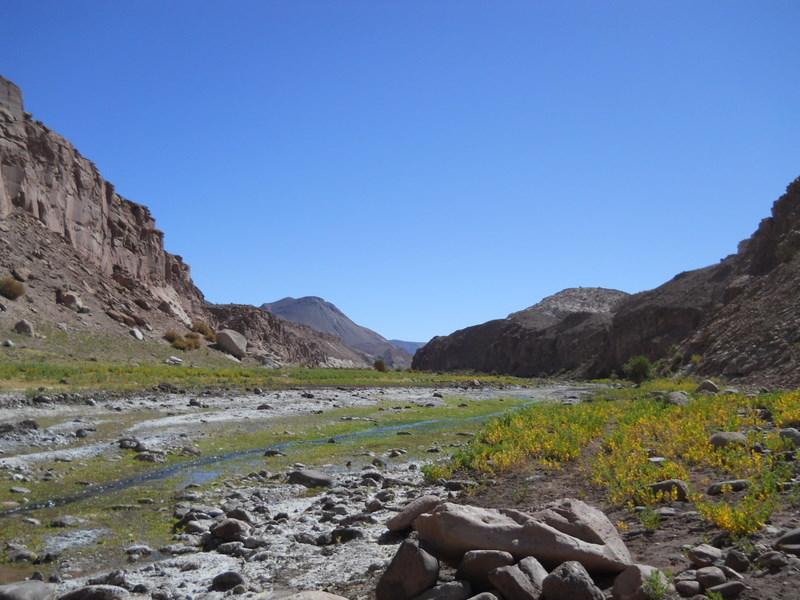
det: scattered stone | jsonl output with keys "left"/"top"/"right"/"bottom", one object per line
{"left": 647, "top": 479, "right": 689, "bottom": 501}
{"left": 707, "top": 479, "right": 749, "bottom": 496}
{"left": 413, "top": 582, "right": 472, "bottom": 600}
{"left": 542, "top": 561, "right": 604, "bottom": 600}
{"left": 165, "top": 356, "right": 183, "bottom": 365}
{"left": 488, "top": 557, "right": 547, "bottom": 600}
{"left": 666, "top": 391, "right": 690, "bottom": 406}
{"left": 695, "top": 566, "right": 727, "bottom": 589}
{"left": 2, "top": 339, "right": 14, "bottom": 348}
{"left": 129, "top": 328, "right": 144, "bottom": 341}
{"left": 705, "top": 581, "right": 746, "bottom": 599}
{"left": 696, "top": 380, "right": 720, "bottom": 394}
{"left": 709, "top": 432, "right": 747, "bottom": 448}
{"left": 288, "top": 469, "right": 333, "bottom": 488}
{"left": 13, "top": 320, "right": 34, "bottom": 336}
{"left": 612, "top": 564, "right": 670, "bottom": 600}
{"left": 457, "top": 550, "right": 515, "bottom": 588}
{"left": 687, "top": 544, "right": 723, "bottom": 568}
{"left": 724, "top": 549, "right": 750, "bottom": 573}
{"left": 376, "top": 540, "right": 439, "bottom": 600}
{"left": 211, "top": 571, "right": 245, "bottom": 592}
{"left": 210, "top": 518, "right": 251, "bottom": 542}
{"left": 779, "top": 428, "right": 800, "bottom": 446}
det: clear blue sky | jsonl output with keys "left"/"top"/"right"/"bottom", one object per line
{"left": 2, "top": 2, "right": 799, "bottom": 342}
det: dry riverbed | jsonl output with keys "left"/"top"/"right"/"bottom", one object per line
{"left": 0, "top": 382, "right": 599, "bottom": 596}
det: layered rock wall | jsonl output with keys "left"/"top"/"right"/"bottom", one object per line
{"left": 0, "top": 75, "right": 204, "bottom": 322}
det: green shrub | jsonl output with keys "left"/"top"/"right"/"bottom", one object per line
{"left": 623, "top": 355, "right": 652, "bottom": 384}
{"left": 373, "top": 358, "right": 387, "bottom": 372}
{"left": 0, "top": 277, "right": 25, "bottom": 300}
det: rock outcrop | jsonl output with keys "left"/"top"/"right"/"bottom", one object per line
{"left": 0, "top": 75, "right": 204, "bottom": 323}
{"left": 0, "top": 74, "right": 376, "bottom": 368}
{"left": 415, "top": 178, "right": 800, "bottom": 386}
{"left": 414, "top": 288, "right": 629, "bottom": 377}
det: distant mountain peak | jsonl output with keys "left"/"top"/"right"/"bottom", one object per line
{"left": 261, "top": 296, "right": 413, "bottom": 368}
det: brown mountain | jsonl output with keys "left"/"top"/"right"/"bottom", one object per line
{"left": 414, "top": 178, "right": 800, "bottom": 387}
{"left": 0, "top": 75, "right": 363, "bottom": 368}
{"left": 261, "top": 296, "right": 413, "bottom": 368}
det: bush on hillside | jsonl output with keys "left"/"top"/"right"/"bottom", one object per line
{"left": 191, "top": 320, "right": 217, "bottom": 342}
{"left": 163, "top": 329, "right": 180, "bottom": 343}
{"left": 623, "top": 355, "right": 653, "bottom": 384}
{"left": 171, "top": 334, "right": 201, "bottom": 351}
{"left": 0, "top": 276, "right": 25, "bottom": 300}
{"left": 373, "top": 358, "right": 388, "bottom": 372}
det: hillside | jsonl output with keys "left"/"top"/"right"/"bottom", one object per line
{"left": 0, "top": 75, "right": 362, "bottom": 369}
{"left": 414, "top": 178, "right": 800, "bottom": 387}
{"left": 261, "top": 296, "right": 413, "bottom": 368}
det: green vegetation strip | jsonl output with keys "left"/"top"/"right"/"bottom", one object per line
{"left": 0, "top": 362, "right": 534, "bottom": 393}
{"left": 429, "top": 380, "right": 800, "bottom": 538}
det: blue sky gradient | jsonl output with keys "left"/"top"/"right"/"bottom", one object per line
{"left": 2, "top": 1, "right": 799, "bottom": 341}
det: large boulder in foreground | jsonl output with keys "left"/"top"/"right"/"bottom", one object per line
{"left": 413, "top": 500, "right": 631, "bottom": 574}
{"left": 216, "top": 329, "right": 247, "bottom": 358}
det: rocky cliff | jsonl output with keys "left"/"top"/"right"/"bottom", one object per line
{"left": 414, "top": 178, "right": 800, "bottom": 386}
{"left": 0, "top": 76, "right": 204, "bottom": 323}
{"left": 0, "top": 75, "right": 366, "bottom": 368}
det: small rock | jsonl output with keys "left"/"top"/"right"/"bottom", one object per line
{"left": 376, "top": 540, "right": 439, "bottom": 600}
{"left": 687, "top": 544, "right": 723, "bottom": 568}
{"left": 709, "top": 432, "right": 747, "bottom": 448}
{"left": 695, "top": 566, "right": 726, "bottom": 589}
{"left": 696, "top": 380, "right": 720, "bottom": 394}
{"left": 706, "top": 581, "right": 746, "bottom": 599}
{"left": 707, "top": 479, "right": 749, "bottom": 496}
{"left": 211, "top": 571, "right": 245, "bottom": 592}
{"left": 647, "top": 479, "right": 689, "bottom": 501}
{"left": 542, "top": 561, "right": 604, "bottom": 600}
{"left": 13, "top": 320, "right": 34, "bottom": 336}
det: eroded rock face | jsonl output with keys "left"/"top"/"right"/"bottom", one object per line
{"left": 413, "top": 501, "right": 631, "bottom": 574}
{"left": 413, "top": 176, "right": 800, "bottom": 387}
{"left": 0, "top": 75, "right": 205, "bottom": 323}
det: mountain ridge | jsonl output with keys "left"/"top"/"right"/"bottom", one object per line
{"left": 261, "top": 296, "right": 413, "bottom": 368}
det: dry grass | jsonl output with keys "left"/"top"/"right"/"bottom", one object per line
{"left": 0, "top": 276, "right": 25, "bottom": 300}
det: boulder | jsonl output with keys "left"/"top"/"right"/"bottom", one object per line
{"left": 666, "top": 391, "right": 690, "bottom": 406}
{"left": 647, "top": 479, "right": 689, "bottom": 501}
{"left": 612, "top": 564, "right": 670, "bottom": 600}
{"left": 411, "top": 582, "right": 472, "bottom": 600}
{"left": 707, "top": 479, "right": 748, "bottom": 496}
{"left": 414, "top": 502, "right": 630, "bottom": 574}
{"left": 709, "top": 432, "right": 747, "bottom": 448}
{"left": 779, "top": 428, "right": 800, "bottom": 446}
{"left": 457, "top": 550, "right": 515, "bottom": 588}
{"left": 216, "top": 329, "right": 247, "bottom": 359}
{"left": 57, "top": 586, "right": 129, "bottom": 600}
{"left": 696, "top": 380, "right": 720, "bottom": 394}
{"left": 288, "top": 469, "right": 333, "bottom": 488}
{"left": 541, "top": 561, "right": 604, "bottom": 600}
{"left": 59, "top": 291, "right": 84, "bottom": 312}
{"left": 0, "top": 581, "right": 55, "bottom": 600}
{"left": 211, "top": 571, "right": 245, "bottom": 592}
{"left": 696, "top": 566, "right": 726, "bottom": 589}
{"left": 377, "top": 540, "right": 439, "bottom": 600}
{"left": 487, "top": 557, "right": 547, "bottom": 600}
{"left": 687, "top": 544, "right": 723, "bottom": 568}
{"left": 210, "top": 518, "right": 251, "bottom": 541}
{"left": 387, "top": 495, "right": 441, "bottom": 532}
{"left": 129, "top": 328, "right": 144, "bottom": 341}
{"left": 705, "top": 581, "right": 746, "bottom": 599}
{"left": 13, "top": 320, "right": 33, "bottom": 336}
